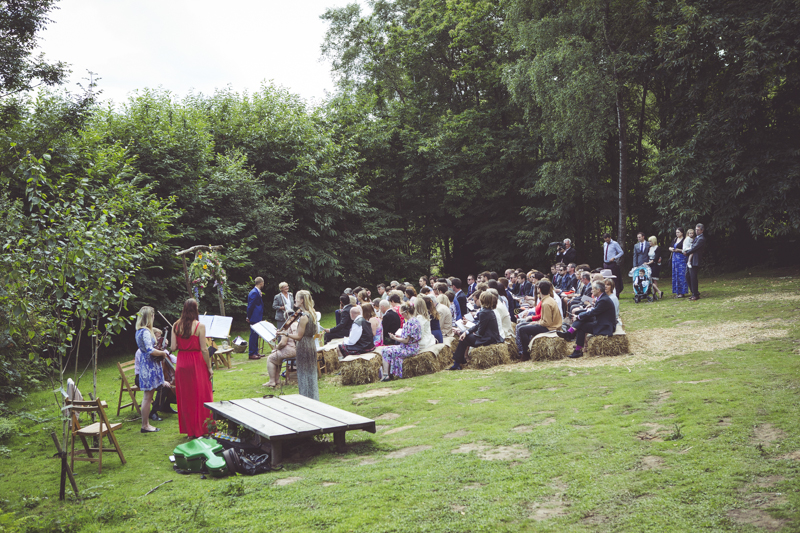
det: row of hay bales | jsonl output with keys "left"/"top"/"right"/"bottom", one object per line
{"left": 333, "top": 327, "right": 630, "bottom": 386}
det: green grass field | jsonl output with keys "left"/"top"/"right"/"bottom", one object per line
{"left": 1, "top": 269, "right": 799, "bottom": 532}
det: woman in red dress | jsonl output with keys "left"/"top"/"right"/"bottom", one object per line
{"left": 169, "top": 299, "right": 213, "bottom": 438}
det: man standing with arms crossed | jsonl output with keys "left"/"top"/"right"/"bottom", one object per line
{"left": 602, "top": 233, "right": 624, "bottom": 296}
{"left": 246, "top": 277, "right": 265, "bottom": 360}
{"left": 683, "top": 223, "right": 707, "bottom": 300}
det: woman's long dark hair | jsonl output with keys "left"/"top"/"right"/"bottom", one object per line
{"left": 175, "top": 299, "right": 200, "bottom": 338}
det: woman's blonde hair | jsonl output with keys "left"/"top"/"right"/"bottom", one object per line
{"left": 399, "top": 303, "right": 415, "bottom": 316}
{"left": 279, "top": 281, "right": 289, "bottom": 290}
{"left": 423, "top": 296, "right": 439, "bottom": 320}
{"left": 414, "top": 297, "right": 429, "bottom": 319}
{"left": 358, "top": 290, "right": 370, "bottom": 303}
{"left": 648, "top": 236, "right": 658, "bottom": 245}
{"left": 436, "top": 294, "right": 449, "bottom": 307}
{"left": 136, "top": 306, "right": 155, "bottom": 337}
{"left": 296, "top": 290, "right": 317, "bottom": 326}
{"left": 480, "top": 291, "right": 496, "bottom": 309}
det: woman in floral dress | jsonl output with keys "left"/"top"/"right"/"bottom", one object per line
{"left": 380, "top": 303, "right": 420, "bottom": 381}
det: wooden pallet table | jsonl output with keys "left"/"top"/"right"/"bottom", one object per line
{"left": 204, "top": 395, "right": 376, "bottom": 466}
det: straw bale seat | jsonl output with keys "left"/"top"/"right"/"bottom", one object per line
{"left": 403, "top": 343, "right": 452, "bottom": 378}
{"left": 465, "top": 343, "right": 509, "bottom": 369}
{"left": 340, "top": 352, "right": 381, "bottom": 386}
{"left": 584, "top": 325, "right": 629, "bottom": 357}
{"left": 528, "top": 331, "right": 572, "bottom": 361}
{"left": 320, "top": 338, "right": 345, "bottom": 373}
{"left": 504, "top": 336, "right": 520, "bottom": 361}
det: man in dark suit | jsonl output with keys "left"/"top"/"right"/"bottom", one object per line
{"left": 379, "top": 300, "right": 401, "bottom": 345}
{"left": 466, "top": 275, "right": 477, "bottom": 297}
{"left": 633, "top": 232, "right": 648, "bottom": 267}
{"left": 683, "top": 223, "right": 707, "bottom": 300}
{"left": 452, "top": 278, "right": 468, "bottom": 319}
{"left": 324, "top": 295, "right": 354, "bottom": 342}
{"left": 557, "top": 281, "right": 616, "bottom": 358}
{"left": 556, "top": 239, "right": 577, "bottom": 266}
{"left": 246, "top": 277, "right": 265, "bottom": 360}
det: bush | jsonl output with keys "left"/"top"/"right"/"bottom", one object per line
{"left": 0, "top": 417, "right": 15, "bottom": 442}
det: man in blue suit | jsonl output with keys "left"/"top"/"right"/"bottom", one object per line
{"left": 633, "top": 232, "right": 648, "bottom": 267}
{"left": 246, "top": 277, "right": 265, "bottom": 360}
{"left": 557, "top": 281, "right": 616, "bottom": 358}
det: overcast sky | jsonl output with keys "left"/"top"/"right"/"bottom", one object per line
{"left": 36, "top": 0, "right": 351, "bottom": 106}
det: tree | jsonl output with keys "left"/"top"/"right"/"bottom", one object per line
{"left": 0, "top": 0, "right": 69, "bottom": 98}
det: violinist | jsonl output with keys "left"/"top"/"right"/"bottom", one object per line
{"left": 134, "top": 327, "right": 178, "bottom": 422}
{"left": 264, "top": 309, "right": 302, "bottom": 389}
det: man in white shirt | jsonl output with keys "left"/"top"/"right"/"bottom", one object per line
{"left": 338, "top": 306, "right": 375, "bottom": 357}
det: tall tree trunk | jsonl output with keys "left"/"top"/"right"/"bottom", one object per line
{"left": 615, "top": 92, "right": 629, "bottom": 248}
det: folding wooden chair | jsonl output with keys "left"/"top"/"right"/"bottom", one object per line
{"left": 116, "top": 359, "right": 140, "bottom": 415}
{"left": 314, "top": 332, "right": 326, "bottom": 375}
{"left": 65, "top": 399, "right": 126, "bottom": 474}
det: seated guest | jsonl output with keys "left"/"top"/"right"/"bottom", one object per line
{"left": 389, "top": 292, "right": 404, "bottom": 322}
{"left": 372, "top": 298, "right": 381, "bottom": 316}
{"left": 325, "top": 295, "right": 354, "bottom": 342}
{"left": 414, "top": 297, "right": 437, "bottom": 350}
{"left": 423, "top": 296, "right": 443, "bottom": 343}
{"left": 405, "top": 286, "right": 418, "bottom": 306}
{"left": 449, "top": 291, "right": 503, "bottom": 370}
{"left": 379, "top": 300, "right": 401, "bottom": 345}
{"left": 265, "top": 321, "right": 298, "bottom": 388}
{"left": 362, "top": 302, "right": 384, "bottom": 349}
{"left": 433, "top": 282, "right": 448, "bottom": 296}
{"left": 357, "top": 290, "right": 371, "bottom": 305}
{"left": 566, "top": 271, "right": 593, "bottom": 314}
{"left": 558, "top": 281, "right": 616, "bottom": 358}
{"left": 487, "top": 289, "right": 513, "bottom": 338}
{"left": 445, "top": 290, "right": 458, "bottom": 323}
{"left": 515, "top": 281, "right": 562, "bottom": 360}
{"left": 436, "top": 294, "right": 454, "bottom": 338}
{"left": 466, "top": 275, "right": 477, "bottom": 297}
{"left": 338, "top": 306, "right": 375, "bottom": 357}
{"left": 380, "top": 303, "right": 421, "bottom": 381}
{"left": 605, "top": 279, "right": 620, "bottom": 323}
{"left": 420, "top": 286, "right": 432, "bottom": 296}
{"left": 563, "top": 264, "right": 578, "bottom": 292}
{"left": 452, "top": 278, "right": 468, "bottom": 320}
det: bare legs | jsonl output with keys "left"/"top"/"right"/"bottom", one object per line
{"left": 141, "top": 390, "right": 156, "bottom": 431}
{"left": 265, "top": 360, "right": 280, "bottom": 388}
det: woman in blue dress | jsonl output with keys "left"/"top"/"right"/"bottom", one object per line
{"left": 669, "top": 227, "right": 688, "bottom": 297}
{"left": 135, "top": 306, "right": 168, "bottom": 433}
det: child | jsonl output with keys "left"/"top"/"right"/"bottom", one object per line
{"left": 683, "top": 228, "right": 695, "bottom": 268}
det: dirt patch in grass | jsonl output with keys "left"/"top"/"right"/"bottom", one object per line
{"left": 384, "top": 425, "right": 416, "bottom": 435}
{"left": 450, "top": 504, "right": 467, "bottom": 513}
{"left": 452, "top": 442, "right": 489, "bottom": 454}
{"left": 727, "top": 509, "right": 788, "bottom": 531}
{"left": 375, "top": 425, "right": 389, "bottom": 431}
{"left": 752, "top": 423, "right": 787, "bottom": 446}
{"left": 376, "top": 413, "right": 400, "bottom": 420}
{"left": 462, "top": 483, "right": 484, "bottom": 490}
{"left": 470, "top": 398, "right": 493, "bottom": 404}
{"left": 777, "top": 450, "right": 800, "bottom": 461}
{"left": 321, "top": 482, "right": 338, "bottom": 487}
{"left": 675, "top": 379, "right": 717, "bottom": 384}
{"left": 527, "top": 479, "right": 569, "bottom": 521}
{"left": 747, "top": 476, "right": 785, "bottom": 489}
{"left": 385, "top": 445, "right": 432, "bottom": 459}
{"left": 353, "top": 387, "right": 412, "bottom": 399}
{"left": 479, "top": 445, "right": 530, "bottom": 461}
{"left": 718, "top": 417, "right": 731, "bottom": 427}
{"left": 581, "top": 513, "right": 609, "bottom": 526}
{"left": 359, "top": 456, "right": 378, "bottom": 466}
{"left": 275, "top": 477, "right": 302, "bottom": 486}
{"left": 478, "top": 386, "right": 491, "bottom": 391}
{"left": 537, "top": 417, "right": 556, "bottom": 427}
{"left": 653, "top": 390, "right": 672, "bottom": 405}
{"left": 636, "top": 432, "right": 663, "bottom": 442}
{"left": 640, "top": 456, "right": 665, "bottom": 470}
{"left": 426, "top": 400, "right": 440, "bottom": 404}
{"left": 513, "top": 425, "right": 533, "bottom": 433}
{"left": 604, "top": 404, "right": 613, "bottom": 409}
{"left": 444, "top": 429, "right": 470, "bottom": 439}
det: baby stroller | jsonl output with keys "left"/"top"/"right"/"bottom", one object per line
{"left": 630, "top": 265, "right": 658, "bottom": 303}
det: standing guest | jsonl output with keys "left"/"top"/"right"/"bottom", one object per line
{"left": 379, "top": 300, "right": 401, "bottom": 345}
{"left": 338, "top": 306, "right": 375, "bottom": 357}
{"left": 682, "top": 223, "right": 707, "bottom": 300}
{"left": 246, "top": 277, "right": 265, "bottom": 360}
{"left": 264, "top": 321, "right": 298, "bottom": 388}
{"left": 682, "top": 228, "right": 696, "bottom": 297}
{"left": 277, "top": 290, "right": 319, "bottom": 400}
{"left": 136, "top": 328, "right": 178, "bottom": 420}
{"left": 556, "top": 239, "right": 577, "bottom": 265}
{"left": 452, "top": 278, "right": 468, "bottom": 319}
{"left": 558, "top": 281, "right": 616, "bottom": 358}
{"left": 466, "top": 275, "right": 477, "bottom": 297}
{"left": 169, "top": 299, "right": 213, "bottom": 438}
{"left": 602, "top": 233, "right": 625, "bottom": 296}
{"left": 324, "top": 295, "right": 354, "bottom": 342}
{"left": 604, "top": 279, "right": 620, "bottom": 322}
{"left": 363, "top": 303, "right": 383, "bottom": 348}
{"left": 378, "top": 283, "right": 389, "bottom": 301}
{"left": 380, "top": 303, "right": 421, "bottom": 381}
{"left": 414, "top": 297, "right": 437, "bottom": 350}
{"left": 436, "top": 294, "right": 454, "bottom": 338}
{"left": 515, "top": 281, "right": 562, "bottom": 361}
{"left": 272, "top": 282, "right": 293, "bottom": 333}
{"left": 644, "top": 236, "right": 665, "bottom": 298}
{"left": 135, "top": 306, "right": 168, "bottom": 433}
{"left": 633, "top": 232, "right": 649, "bottom": 267}
{"left": 669, "top": 227, "right": 688, "bottom": 298}
{"left": 449, "top": 291, "right": 503, "bottom": 370}
{"left": 424, "top": 296, "right": 443, "bottom": 343}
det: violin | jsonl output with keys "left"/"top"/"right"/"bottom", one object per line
{"left": 279, "top": 309, "right": 303, "bottom": 334}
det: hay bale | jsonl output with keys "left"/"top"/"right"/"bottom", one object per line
{"left": 529, "top": 332, "right": 572, "bottom": 361}
{"left": 505, "top": 337, "right": 520, "bottom": 361}
{"left": 436, "top": 343, "right": 454, "bottom": 371}
{"left": 465, "top": 343, "right": 509, "bottom": 370}
{"left": 584, "top": 333, "right": 630, "bottom": 357}
{"left": 321, "top": 339, "right": 344, "bottom": 373}
{"left": 340, "top": 353, "right": 381, "bottom": 386}
{"left": 402, "top": 351, "right": 438, "bottom": 378}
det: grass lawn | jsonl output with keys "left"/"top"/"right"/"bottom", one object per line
{"left": 1, "top": 269, "right": 799, "bottom": 532}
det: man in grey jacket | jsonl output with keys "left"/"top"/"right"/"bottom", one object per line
{"left": 273, "top": 282, "right": 293, "bottom": 332}
{"left": 633, "top": 232, "right": 648, "bottom": 268}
